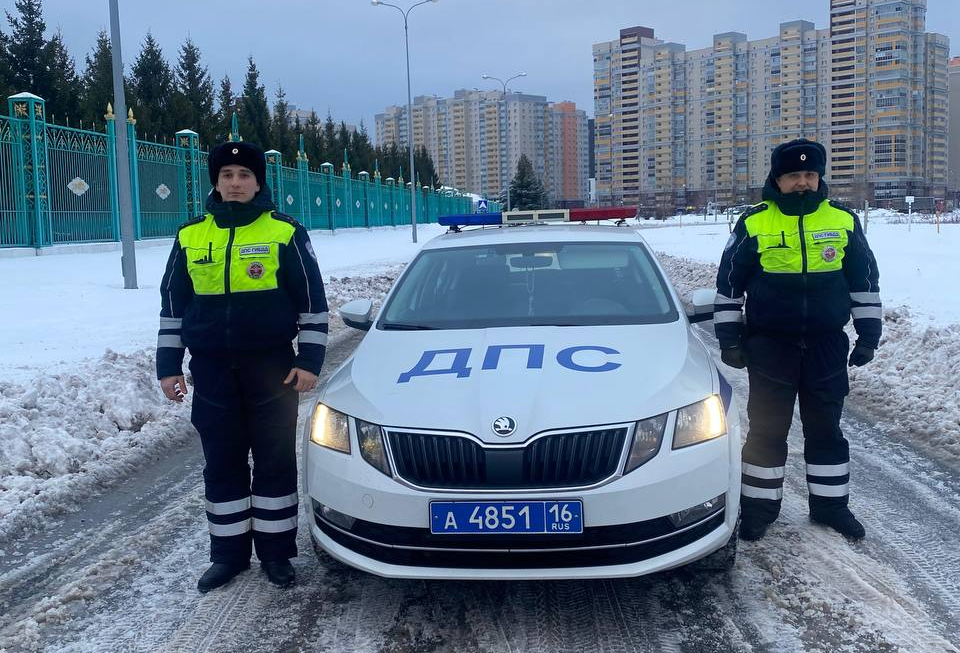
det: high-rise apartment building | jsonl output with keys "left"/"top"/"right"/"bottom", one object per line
{"left": 594, "top": 0, "right": 948, "bottom": 214}
{"left": 376, "top": 92, "right": 589, "bottom": 205}
{"left": 944, "top": 57, "right": 960, "bottom": 198}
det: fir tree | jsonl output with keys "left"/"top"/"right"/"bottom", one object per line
{"left": 216, "top": 74, "right": 235, "bottom": 142}
{"left": 43, "top": 30, "right": 80, "bottom": 124}
{"left": 508, "top": 154, "right": 546, "bottom": 210}
{"left": 270, "top": 85, "right": 295, "bottom": 162}
{"left": 414, "top": 145, "right": 439, "bottom": 188}
{"left": 79, "top": 30, "right": 120, "bottom": 129}
{"left": 349, "top": 121, "right": 376, "bottom": 174}
{"left": 5, "top": 0, "right": 48, "bottom": 95}
{"left": 174, "top": 36, "right": 215, "bottom": 146}
{"left": 130, "top": 32, "right": 174, "bottom": 139}
{"left": 303, "top": 110, "right": 323, "bottom": 166}
{"left": 238, "top": 56, "right": 270, "bottom": 148}
{"left": 321, "top": 112, "right": 336, "bottom": 165}
{"left": 0, "top": 25, "right": 12, "bottom": 99}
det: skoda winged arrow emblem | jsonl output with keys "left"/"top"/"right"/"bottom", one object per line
{"left": 492, "top": 416, "right": 517, "bottom": 437}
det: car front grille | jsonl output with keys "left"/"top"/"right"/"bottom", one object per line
{"left": 386, "top": 427, "right": 628, "bottom": 489}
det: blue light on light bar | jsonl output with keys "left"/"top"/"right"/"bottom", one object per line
{"left": 438, "top": 213, "right": 504, "bottom": 227}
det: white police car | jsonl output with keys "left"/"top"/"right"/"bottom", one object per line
{"left": 304, "top": 208, "right": 740, "bottom": 580}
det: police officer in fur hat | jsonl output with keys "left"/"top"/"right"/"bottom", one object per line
{"left": 157, "top": 141, "right": 329, "bottom": 592}
{"left": 714, "top": 138, "right": 882, "bottom": 542}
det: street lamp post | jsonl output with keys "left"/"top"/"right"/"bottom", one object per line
{"left": 108, "top": 0, "right": 137, "bottom": 288}
{"left": 482, "top": 72, "right": 526, "bottom": 211}
{"left": 372, "top": 0, "right": 439, "bottom": 244}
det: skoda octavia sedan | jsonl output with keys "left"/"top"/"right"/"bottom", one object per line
{"left": 303, "top": 215, "right": 740, "bottom": 580}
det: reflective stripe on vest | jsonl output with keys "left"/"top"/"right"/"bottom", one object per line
{"left": 179, "top": 212, "right": 296, "bottom": 295}
{"left": 744, "top": 201, "right": 853, "bottom": 274}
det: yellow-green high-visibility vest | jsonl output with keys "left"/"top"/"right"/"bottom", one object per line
{"left": 744, "top": 200, "right": 854, "bottom": 274}
{"left": 178, "top": 212, "right": 296, "bottom": 295}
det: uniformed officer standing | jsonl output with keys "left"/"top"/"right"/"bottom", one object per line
{"left": 714, "top": 138, "right": 881, "bottom": 542}
{"left": 157, "top": 141, "right": 328, "bottom": 592}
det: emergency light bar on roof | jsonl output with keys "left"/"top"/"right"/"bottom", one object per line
{"left": 438, "top": 206, "right": 637, "bottom": 229}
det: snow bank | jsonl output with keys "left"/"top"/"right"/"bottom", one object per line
{"left": 0, "top": 271, "right": 405, "bottom": 547}
{"left": 659, "top": 253, "right": 960, "bottom": 465}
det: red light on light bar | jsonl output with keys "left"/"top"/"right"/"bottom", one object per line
{"left": 568, "top": 207, "right": 637, "bottom": 222}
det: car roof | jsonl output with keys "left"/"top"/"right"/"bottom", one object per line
{"left": 422, "top": 224, "right": 649, "bottom": 250}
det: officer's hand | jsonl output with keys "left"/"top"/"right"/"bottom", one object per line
{"left": 720, "top": 346, "right": 748, "bottom": 369}
{"left": 848, "top": 343, "right": 875, "bottom": 367}
{"left": 160, "top": 375, "right": 188, "bottom": 402}
{"left": 284, "top": 367, "right": 318, "bottom": 393}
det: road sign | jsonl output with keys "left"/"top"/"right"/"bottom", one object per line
{"left": 477, "top": 199, "right": 489, "bottom": 213}
{"left": 905, "top": 195, "right": 915, "bottom": 205}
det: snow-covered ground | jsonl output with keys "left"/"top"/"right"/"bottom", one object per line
{"left": 1, "top": 214, "right": 958, "bottom": 545}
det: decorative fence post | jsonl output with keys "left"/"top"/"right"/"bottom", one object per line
{"left": 265, "top": 149, "right": 283, "bottom": 207}
{"left": 320, "top": 162, "right": 334, "bottom": 231}
{"left": 358, "top": 171, "right": 370, "bottom": 228}
{"left": 104, "top": 103, "right": 121, "bottom": 241}
{"left": 296, "top": 135, "right": 312, "bottom": 227}
{"left": 8, "top": 93, "right": 51, "bottom": 247}
{"left": 341, "top": 150, "right": 354, "bottom": 228}
{"left": 125, "top": 109, "right": 142, "bottom": 238}
{"left": 385, "top": 176, "right": 396, "bottom": 226}
{"left": 372, "top": 161, "right": 383, "bottom": 227}
{"left": 176, "top": 129, "right": 202, "bottom": 218}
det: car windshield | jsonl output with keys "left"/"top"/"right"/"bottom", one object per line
{"left": 379, "top": 240, "right": 678, "bottom": 329}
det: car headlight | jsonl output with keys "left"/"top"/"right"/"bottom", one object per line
{"left": 673, "top": 395, "right": 726, "bottom": 449}
{"left": 356, "top": 418, "right": 392, "bottom": 476}
{"left": 624, "top": 413, "right": 667, "bottom": 473}
{"left": 309, "top": 404, "right": 350, "bottom": 454}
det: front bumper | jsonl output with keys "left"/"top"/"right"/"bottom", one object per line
{"left": 304, "top": 420, "right": 740, "bottom": 580}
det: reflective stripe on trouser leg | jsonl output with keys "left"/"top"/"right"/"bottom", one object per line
{"left": 189, "top": 353, "right": 254, "bottom": 564}
{"left": 242, "top": 347, "right": 300, "bottom": 562}
{"left": 741, "top": 334, "right": 802, "bottom": 524}
{"left": 797, "top": 331, "right": 851, "bottom": 512}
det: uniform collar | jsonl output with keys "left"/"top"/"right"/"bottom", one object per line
{"left": 761, "top": 176, "right": 829, "bottom": 216}
{"left": 206, "top": 185, "right": 276, "bottom": 227}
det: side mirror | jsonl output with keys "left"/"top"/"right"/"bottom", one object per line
{"left": 339, "top": 298, "right": 374, "bottom": 331}
{"left": 686, "top": 288, "right": 717, "bottom": 323}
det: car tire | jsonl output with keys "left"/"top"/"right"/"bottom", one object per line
{"left": 689, "top": 520, "right": 739, "bottom": 572}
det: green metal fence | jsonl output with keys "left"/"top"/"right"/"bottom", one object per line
{"left": 0, "top": 93, "right": 491, "bottom": 249}
{"left": 45, "top": 123, "right": 116, "bottom": 244}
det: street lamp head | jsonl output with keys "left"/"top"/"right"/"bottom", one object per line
{"left": 371, "top": 0, "right": 379, "bottom": 4}
{"left": 481, "top": 74, "right": 490, "bottom": 79}
{"left": 518, "top": 72, "right": 527, "bottom": 77}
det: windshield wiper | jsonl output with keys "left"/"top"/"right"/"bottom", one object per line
{"left": 380, "top": 322, "right": 437, "bottom": 330}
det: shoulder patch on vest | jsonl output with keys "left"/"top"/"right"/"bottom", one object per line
{"left": 740, "top": 203, "right": 768, "bottom": 219}
{"left": 270, "top": 211, "right": 301, "bottom": 227}
{"left": 177, "top": 214, "right": 208, "bottom": 232}
{"left": 828, "top": 200, "right": 858, "bottom": 218}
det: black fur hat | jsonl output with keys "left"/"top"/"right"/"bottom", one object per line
{"left": 770, "top": 138, "right": 826, "bottom": 179}
{"left": 208, "top": 141, "right": 266, "bottom": 187}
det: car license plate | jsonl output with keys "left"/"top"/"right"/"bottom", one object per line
{"left": 429, "top": 500, "right": 583, "bottom": 534}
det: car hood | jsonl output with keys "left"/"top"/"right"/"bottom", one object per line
{"left": 320, "top": 324, "right": 715, "bottom": 444}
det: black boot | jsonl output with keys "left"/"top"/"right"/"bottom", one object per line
{"left": 197, "top": 562, "right": 250, "bottom": 593}
{"left": 261, "top": 559, "right": 295, "bottom": 588}
{"left": 810, "top": 506, "right": 865, "bottom": 540}
{"left": 739, "top": 516, "right": 771, "bottom": 541}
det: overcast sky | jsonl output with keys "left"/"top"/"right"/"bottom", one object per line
{"left": 4, "top": 0, "right": 959, "bottom": 133}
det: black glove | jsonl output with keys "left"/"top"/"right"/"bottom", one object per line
{"left": 720, "top": 346, "right": 747, "bottom": 369}
{"left": 848, "top": 343, "right": 875, "bottom": 367}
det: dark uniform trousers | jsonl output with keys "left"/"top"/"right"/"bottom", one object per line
{"left": 741, "top": 330, "right": 852, "bottom": 525}
{"left": 189, "top": 346, "right": 300, "bottom": 564}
